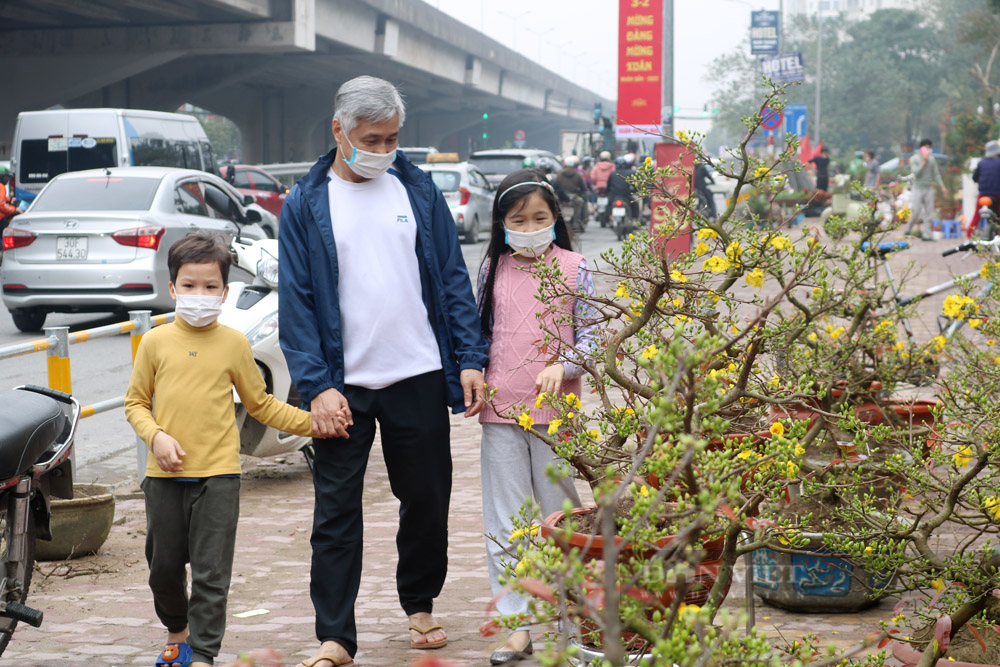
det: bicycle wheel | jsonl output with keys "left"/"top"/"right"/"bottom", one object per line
{"left": 0, "top": 494, "right": 36, "bottom": 655}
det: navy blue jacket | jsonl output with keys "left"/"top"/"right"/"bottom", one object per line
{"left": 974, "top": 157, "right": 1000, "bottom": 194}
{"left": 277, "top": 149, "right": 488, "bottom": 413}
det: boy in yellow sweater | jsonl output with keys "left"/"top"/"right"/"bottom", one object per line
{"left": 126, "top": 232, "right": 325, "bottom": 667}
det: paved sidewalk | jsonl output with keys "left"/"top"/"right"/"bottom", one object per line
{"left": 8, "top": 228, "right": 979, "bottom": 666}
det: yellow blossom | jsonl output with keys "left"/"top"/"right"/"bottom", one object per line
{"left": 989, "top": 340, "right": 996, "bottom": 346}
{"left": 615, "top": 282, "right": 630, "bottom": 299}
{"left": 970, "top": 319, "right": 982, "bottom": 328}
{"left": 517, "top": 412, "right": 534, "bottom": 431}
{"left": 770, "top": 422, "right": 785, "bottom": 438}
{"left": 534, "top": 393, "right": 546, "bottom": 410}
{"left": 642, "top": 345, "right": 658, "bottom": 360}
{"left": 725, "top": 241, "right": 743, "bottom": 263}
{"left": 794, "top": 444, "right": 805, "bottom": 457}
{"left": 677, "top": 603, "right": 701, "bottom": 618}
{"left": 806, "top": 237, "right": 819, "bottom": 248}
{"left": 892, "top": 614, "right": 906, "bottom": 624}
{"left": 509, "top": 524, "right": 539, "bottom": 542}
{"left": 695, "top": 241, "right": 711, "bottom": 255}
{"left": 696, "top": 228, "right": 719, "bottom": 240}
{"left": 769, "top": 375, "right": 781, "bottom": 387}
{"left": 931, "top": 578, "right": 945, "bottom": 591}
{"left": 770, "top": 235, "right": 792, "bottom": 252}
{"left": 754, "top": 166, "right": 769, "bottom": 179}
{"left": 731, "top": 324, "right": 740, "bottom": 335}
{"left": 672, "top": 298, "right": 683, "bottom": 307}
{"left": 895, "top": 341, "right": 906, "bottom": 351}
{"left": 807, "top": 332, "right": 818, "bottom": 343}
{"left": 953, "top": 446, "right": 975, "bottom": 467}
{"left": 984, "top": 496, "right": 1000, "bottom": 519}
{"left": 587, "top": 429, "right": 600, "bottom": 439}
{"left": 931, "top": 335, "right": 946, "bottom": 352}
{"left": 737, "top": 449, "right": 755, "bottom": 460}
{"left": 942, "top": 294, "right": 979, "bottom": 320}
{"left": 547, "top": 418, "right": 563, "bottom": 435}
{"left": 864, "top": 546, "right": 873, "bottom": 555}
{"left": 995, "top": 356, "right": 1000, "bottom": 364}
{"left": 703, "top": 256, "right": 731, "bottom": 273}
{"left": 564, "top": 392, "right": 583, "bottom": 409}
{"left": 674, "top": 314, "right": 690, "bottom": 323}
{"left": 566, "top": 412, "right": 574, "bottom": 419}
{"left": 675, "top": 130, "right": 690, "bottom": 143}
{"left": 898, "top": 206, "right": 912, "bottom": 222}
{"left": 670, "top": 269, "right": 688, "bottom": 283}
{"left": 828, "top": 325, "right": 846, "bottom": 340}
{"left": 644, "top": 156, "right": 653, "bottom": 166}
{"left": 784, "top": 461, "right": 800, "bottom": 479}
{"left": 638, "top": 485, "right": 650, "bottom": 497}
{"left": 745, "top": 267, "right": 765, "bottom": 288}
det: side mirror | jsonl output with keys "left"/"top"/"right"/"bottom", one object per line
{"left": 245, "top": 209, "right": 262, "bottom": 223}
{"left": 243, "top": 194, "right": 254, "bottom": 206}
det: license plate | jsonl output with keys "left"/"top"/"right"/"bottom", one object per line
{"left": 56, "top": 236, "right": 88, "bottom": 260}
{"left": 598, "top": 197, "right": 609, "bottom": 206}
{"left": 612, "top": 207, "right": 626, "bottom": 215}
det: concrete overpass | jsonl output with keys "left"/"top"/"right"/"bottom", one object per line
{"left": 0, "top": 0, "right": 613, "bottom": 162}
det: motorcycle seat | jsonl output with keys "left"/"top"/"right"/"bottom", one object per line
{"left": 0, "top": 390, "right": 67, "bottom": 480}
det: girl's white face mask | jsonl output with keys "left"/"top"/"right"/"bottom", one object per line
{"left": 505, "top": 224, "right": 556, "bottom": 258}
{"left": 341, "top": 133, "right": 396, "bottom": 180}
{"left": 174, "top": 294, "right": 224, "bottom": 327}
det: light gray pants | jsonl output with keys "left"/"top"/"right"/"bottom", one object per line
{"left": 481, "top": 422, "right": 582, "bottom": 628}
{"left": 907, "top": 187, "right": 935, "bottom": 237}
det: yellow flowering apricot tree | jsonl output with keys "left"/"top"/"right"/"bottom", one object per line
{"left": 484, "top": 82, "right": 939, "bottom": 667}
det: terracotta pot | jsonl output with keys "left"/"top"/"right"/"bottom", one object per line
{"left": 891, "top": 636, "right": 1000, "bottom": 667}
{"left": 540, "top": 506, "right": 729, "bottom": 607}
{"left": 36, "top": 483, "right": 115, "bottom": 561}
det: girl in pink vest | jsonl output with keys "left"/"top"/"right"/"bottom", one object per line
{"left": 476, "top": 169, "right": 598, "bottom": 664}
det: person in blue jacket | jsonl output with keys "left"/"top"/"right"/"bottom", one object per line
{"left": 278, "top": 75, "right": 488, "bottom": 667}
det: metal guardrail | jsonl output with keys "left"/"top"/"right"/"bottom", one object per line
{"left": 0, "top": 310, "right": 174, "bottom": 419}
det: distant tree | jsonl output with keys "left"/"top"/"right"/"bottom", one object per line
{"left": 199, "top": 115, "right": 242, "bottom": 164}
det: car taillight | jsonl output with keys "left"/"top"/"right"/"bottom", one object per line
{"left": 459, "top": 186, "right": 471, "bottom": 206}
{"left": 614, "top": 200, "right": 624, "bottom": 207}
{"left": 2, "top": 228, "right": 35, "bottom": 250}
{"left": 112, "top": 225, "right": 165, "bottom": 250}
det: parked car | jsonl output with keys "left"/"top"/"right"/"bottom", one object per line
{"left": 879, "top": 152, "right": 951, "bottom": 173}
{"left": 219, "top": 164, "right": 288, "bottom": 232}
{"left": 1, "top": 166, "right": 270, "bottom": 332}
{"left": 470, "top": 149, "right": 562, "bottom": 187}
{"left": 399, "top": 146, "right": 439, "bottom": 164}
{"left": 418, "top": 160, "right": 494, "bottom": 244}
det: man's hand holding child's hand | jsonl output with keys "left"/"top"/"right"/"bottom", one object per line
{"left": 312, "top": 410, "right": 349, "bottom": 439}
{"left": 152, "top": 431, "right": 186, "bottom": 472}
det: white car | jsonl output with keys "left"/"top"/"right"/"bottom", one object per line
{"left": 1, "top": 166, "right": 270, "bottom": 331}
{"left": 418, "top": 161, "right": 494, "bottom": 244}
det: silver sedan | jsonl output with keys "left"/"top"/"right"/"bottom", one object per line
{"left": 418, "top": 162, "right": 495, "bottom": 244}
{"left": 1, "top": 166, "right": 270, "bottom": 332}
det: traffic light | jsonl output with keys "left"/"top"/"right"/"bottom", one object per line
{"left": 482, "top": 132, "right": 488, "bottom": 139}
{"left": 482, "top": 112, "right": 489, "bottom": 120}
{"left": 593, "top": 102, "right": 602, "bottom": 125}
{"left": 673, "top": 105, "right": 681, "bottom": 113}
{"left": 702, "top": 104, "right": 709, "bottom": 117}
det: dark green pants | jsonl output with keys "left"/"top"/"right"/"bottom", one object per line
{"left": 142, "top": 476, "right": 240, "bottom": 665}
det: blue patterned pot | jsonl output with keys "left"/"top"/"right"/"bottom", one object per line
{"left": 752, "top": 533, "right": 891, "bottom": 613}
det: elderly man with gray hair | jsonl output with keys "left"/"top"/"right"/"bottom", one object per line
{"left": 278, "top": 75, "right": 488, "bottom": 667}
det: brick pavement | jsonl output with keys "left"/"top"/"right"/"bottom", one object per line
{"left": 7, "top": 228, "right": 983, "bottom": 666}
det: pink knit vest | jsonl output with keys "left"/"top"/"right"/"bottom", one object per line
{"left": 481, "top": 246, "right": 584, "bottom": 425}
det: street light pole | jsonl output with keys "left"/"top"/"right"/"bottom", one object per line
{"left": 662, "top": 0, "right": 674, "bottom": 138}
{"left": 815, "top": 9, "right": 823, "bottom": 144}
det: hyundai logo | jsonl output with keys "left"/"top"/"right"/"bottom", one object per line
{"left": 64, "top": 220, "right": 78, "bottom": 228}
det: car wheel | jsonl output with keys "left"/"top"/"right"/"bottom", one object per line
{"left": 11, "top": 309, "right": 46, "bottom": 333}
{"left": 464, "top": 215, "right": 479, "bottom": 244}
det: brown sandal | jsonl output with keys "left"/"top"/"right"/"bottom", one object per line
{"left": 409, "top": 622, "right": 448, "bottom": 650}
{"left": 297, "top": 651, "right": 354, "bottom": 667}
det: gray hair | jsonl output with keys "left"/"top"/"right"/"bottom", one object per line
{"left": 334, "top": 76, "right": 406, "bottom": 136}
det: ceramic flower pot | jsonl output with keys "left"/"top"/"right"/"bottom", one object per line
{"left": 891, "top": 636, "right": 1000, "bottom": 667}
{"left": 752, "top": 532, "right": 891, "bottom": 613}
{"left": 35, "top": 483, "right": 115, "bottom": 561}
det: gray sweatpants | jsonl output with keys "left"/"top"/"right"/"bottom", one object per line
{"left": 480, "top": 422, "right": 582, "bottom": 627}
{"left": 142, "top": 476, "right": 240, "bottom": 665}
{"left": 907, "top": 187, "right": 935, "bottom": 238}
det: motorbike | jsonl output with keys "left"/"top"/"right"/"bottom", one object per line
{"left": 612, "top": 198, "right": 632, "bottom": 240}
{"left": 217, "top": 237, "right": 314, "bottom": 468}
{"left": 596, "top": 189, "right": 610, "bottom": 228}
{"left": 559, "top": 193, "right": 587, "bottom": 235}
{"left": 0, "top": 385, "right": 79, "bottom": 655}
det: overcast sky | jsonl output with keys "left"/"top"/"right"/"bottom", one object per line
{"left": 433, "top": 0, "right": 784, "bottom": 134}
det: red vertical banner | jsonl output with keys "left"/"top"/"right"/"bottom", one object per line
{"left": 652, "top": 142, "right": 694, "bottom": 260}
{"left": 617, "top": 0, "right": 663, "bottom": 139}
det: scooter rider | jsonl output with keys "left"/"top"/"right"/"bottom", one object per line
{"left": 606, "top": 156, "right": 637, "bottom": 219}
{"left": 554, "top": 157, "right": 589, "bottom": 231}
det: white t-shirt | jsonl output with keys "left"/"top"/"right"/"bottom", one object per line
{"left": 327, "top": 168, "right": 443, "bottom": 389}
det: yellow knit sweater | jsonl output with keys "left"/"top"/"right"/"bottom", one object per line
{"left": 125, "top": 317, "right": 312, "bottom": 478}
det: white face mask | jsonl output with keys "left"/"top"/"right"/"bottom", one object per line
{"left": 505, "top": 224, "right": 556, "bottom": 258}
{"left": 174, "top": 294, "right": 223, "bottom": 328}
{"left": 341, "top": 132, "right": 396, "bottom": 180}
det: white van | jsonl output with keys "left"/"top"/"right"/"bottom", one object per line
{"left": 12, "top": 108, "right": 217, "bottom": 194}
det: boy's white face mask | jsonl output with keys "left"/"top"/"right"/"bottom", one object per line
{"left": 341, "top": 133, "right": 396, "bottom": 180}
{"left": 174, "top": 294, "right": 224, "bottom": 327}
{"left": 505, "top": 224, "right": 556, "bottom": 258}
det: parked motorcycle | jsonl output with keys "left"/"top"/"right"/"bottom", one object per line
{"left": 218, "top": 237, "right": 314, "bottom": 468}
{"left": 612, "top": 198, "right": 632, "bottom": 240}
{"left": 0, "top": 385, "right": 79, "bottom": 655}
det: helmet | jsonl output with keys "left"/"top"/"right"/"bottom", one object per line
{"left": 615, "top": 157, "right": 627, "bottom": 168}
{"left": 564, "top": 155, "right": 579, "bottom": 167}
{"left": 624, "top": 152, "right": 636, "bottom": 166}
{"left": 521, "top": 157, "right": 536, "bottom": 168}
{"left": 0, "top": 165, "right": 10, "bottom": 175}
{"left": 599, "top": 150, "right": 612, "bottom": 161}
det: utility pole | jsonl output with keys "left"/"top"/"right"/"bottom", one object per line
{"left": 815, "top": 8, "right": 823, "bottom": 144}
{"left": 661, "top": 0, "right": 674, "bottom": 138}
